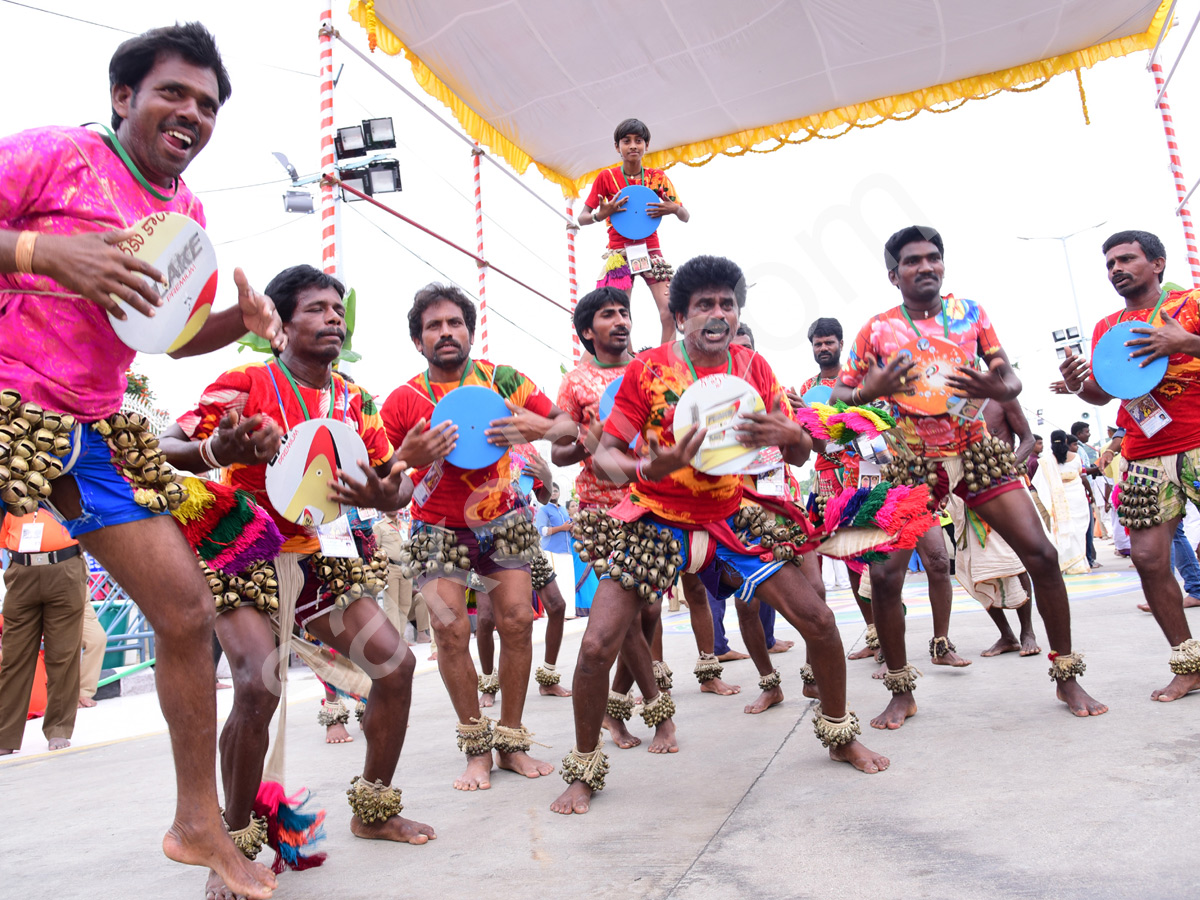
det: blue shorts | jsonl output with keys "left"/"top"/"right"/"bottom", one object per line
{"left": 52, "top": 426, "right": 166, "bottom": 538}
{"left": 600, "top": 513, "right": 785, "bottom": 605}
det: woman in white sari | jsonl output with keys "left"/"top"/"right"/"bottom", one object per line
{"left": 1031, "top": 430, "right": 1091, "bottom": 575}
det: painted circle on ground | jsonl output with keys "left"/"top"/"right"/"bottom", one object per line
{"left": 107, "top": 212, "right": 217, "bottom": 354}
{"left": 431, "top": 385, "right": 509, "bottom": 470}
{"left": 265, "top": 418, "right": 369, "bottom": 527}
{"left": 608, "top": 185, "right": 661, "bottom": 241}
{"left": 674, "top": 374, "right": 765, "bottom": 475}
{"left": 889, "top": 336, "right": 972, "bottom": 416}
{"left": 1092, "top": 320, "right": 1169, "bottom": 400}
{"left": 801, "top": 383, "right": 832, "bottom": 406}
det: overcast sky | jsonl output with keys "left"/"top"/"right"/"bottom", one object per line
{"left": 4, "top": 0, "right": 1199, "bottom": 459}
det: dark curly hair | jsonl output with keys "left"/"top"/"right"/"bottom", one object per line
{"left": 408, "top": 283, "right": 476, "bottom": 342}
{"left": 667, "top": 255, "right": 747, "bottom": 317}
{"left": 109, "top": 22, "right": 232, "bottom": 130}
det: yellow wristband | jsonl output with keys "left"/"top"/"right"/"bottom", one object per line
{"left": 14, "top": 230, "right": 38, "bottom": 275}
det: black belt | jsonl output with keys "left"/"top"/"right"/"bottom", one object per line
{"left": 9, "top": 545, "right": 81, "bottom": 566}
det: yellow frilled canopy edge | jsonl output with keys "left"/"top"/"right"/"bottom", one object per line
{"left": 346, "top": 0, "right": 1172, "bottom": 198}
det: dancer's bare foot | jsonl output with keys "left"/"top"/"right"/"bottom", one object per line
{"left": 931, "top": 649, "right": 972, "bottom": 667}
{"left": 1019, "top": 632, "right": 1042, "bottom": 656}
{"left": 716, "top": 650, "right": 749, "bottom": 662}
{"left": 1140, "top": 596, "right": 1200, "bottom": 612}
{"left": 428, "top": 649, "right": 437, "bottom": 661}
{"left": 539, "top": 683, "right": 572, "bottom": 697}
{"left": 802, "top": 681, "right": 820, "bottom": 700}
{"left": 744, "top": 686, "right": 784, "bottom": 714}
{"left": 602, "top": 714, "right": 641, "bottom": 749}
{"left": 768, "top": 640, "right": 794, "bottom": 654}
{"left": 164, "top": 820, "right": 276, "bottom": 900}
{"left": 647, "top": 719, "right": 678, "bottom": 754}
{"left": 479, "top": 691, "right": 496, "bottom": 708}
{"left": 497, "top": 749, "right": 555, "bottom": 778}
{"left": 48, "top": 738, "right": 70, "bottom": 750}
{"left": 205, "top": 869, "right": 237, "bottom": 900}
{"left": 1150, "top": 671, "right": 1200, "bottom": 702}
{"left": 700, "top": 677, "right": 741, "bottom": 695}
{"left": 848, "top": 645, "right": 876, "bottom": 660}
{"left": 870, "top": 692, "right": 917, "bottom": 730}
{"left": 351, "top": 813, "right": 437, "bottom": 844}
{"left": 981, "top": 637, "right": 1020, "bottom": 657}
{"left": 454, "top": 753, "right": 493, "bottom": 790}
{"left": 0, "top": 748, "right": 13, "bottom": 756}
{"left": 325, "top": 723, "right": 353, "bottom": 744}
{"left": 1055, "top": 679, "right": 1109, "bottom": 716}
{"left": 550, "top": 780, "right": 593, "bottom": 815}
{"left": 871, "top": 661, "right": 887, "bottom": 679}
{"left": 78, "top": 696, "right": 97, "bottom": 708}
{"left": 830, "top": 739, "right": 890, "bottom": 773}
{"left": 416, "top": 631, "right": 432, "bottom": 643}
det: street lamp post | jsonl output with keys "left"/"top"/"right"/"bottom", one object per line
{"left": 1017, "top": 221, "right": 1108, "bottom": 433}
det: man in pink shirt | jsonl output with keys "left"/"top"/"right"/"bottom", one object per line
{"left": 0, "top": 24, "right": 281, "bottom": 899}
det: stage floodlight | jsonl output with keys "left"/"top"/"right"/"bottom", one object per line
{"left": 1066, "top": 326, "right": 1080, "bottom": 340}
{"left": 283, "top": 190, "right": 314, "bottom": 214}
{"left": 1068, "top": 341, "right": 1083, "bottom": 357}
{"left": 1056, "top": 346, "right": 1067, "bottom": 360}
{"left": 366, "top": 159, "right": 401, "bottom": 195}
{"left": 1052, "top": 329, "right": 1067, "bottom": 343}
{"left": 339, "top": 171, "right": 370, "bottom": 201}
{"left": 335, "top": 125, "right": 366, "bottom": 159}
{"left": 363, "top": 117, "right": 396, "bottom": 149}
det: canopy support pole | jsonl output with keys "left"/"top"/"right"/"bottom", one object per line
{"left": 1151, "top": 60, "right": 1200, "bottom": 287}
{"left": 567, "top": 201, "right": 580, "bottom": 364}
{"left": 319, "top": 6, "right": 340, "bottom": 281}
{"left": 473, "top": 144, "right": 488, "bottom": 358}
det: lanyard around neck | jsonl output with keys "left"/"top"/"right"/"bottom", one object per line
{"left": 421, "top": 360, "right": 477, "bottom": 404}
{"left": 900, "top": 299, "right": 948, "bottom": 339}
{"left": 618, "top": 167, "right": 644, "bottom": 188}
{"left": 592, "top": 355, "right": 629, "bottom": 369}
{"left": 1117, "top": 289, "right": 1169, "bottom": 325}
{"left": 266, "top": 358, "right": 345, "bottom": 432}
{"left": 90, "top": 123, "right": 179, "bottom": 202}
{"left": 679, "top": 340, "right": 731, "bottom": 383}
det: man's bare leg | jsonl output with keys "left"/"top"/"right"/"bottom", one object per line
{"left": 754, "top": 567, "right": 888, "bottom": 773}
{"left": 489, "top": 569, "right": 555, "bottom": 779}
{"left": 475, "top": 592, "right": 497, "bottom": 708}
{"left": 602, "top": 617, "right": 648, "bottom": 749}
{"left": 623, "top": 603, "right": 677, "bottom": 755}
{"left": 322, "top": 684, "right": 353, "bottom": 743}
{"left": 306, "top": 598, "right": 435, "bottom": 843}
{"left": 426, "top": 577, "right": 493, "bottom": 790}
{"left": 981, "top": 607, "right": 1022, "bottom": 656}
{"left": 72, "top": 511, "right": 276, "bottom": 899}
{"left": 973, "top": 489, "right": 1107, "bottom": 715}
{"left": 846, "top": 567, "right": 877, "bottom": 660}
{"left": 737, "top": 598, "right": 785, "bottom": 714}
{"left": 919, "top": 530, "right": 970, "bottom": 668}
{"left": 551, "top": 581, "right": 658, "bottom": 814}
{"left": 205, "top": 608, "right": 280, "bottom": 900}
{"left": 683, "top": 573, "right": 740, "bottom": 695}
{"left": 867, "top": 549, "right": 919, "bottom": 729}
{"left": 1015, "top": 574, "right": 1041, "bottom": 655}
{"left": 536, "top": 579, "right": 571, "bottom": 697}
{"left": 1124, "top": 516, "right": 1200, "bottom": 700}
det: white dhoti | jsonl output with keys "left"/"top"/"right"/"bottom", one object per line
{"left": 946, "top": 495, "right": 1028, "bottom": 610}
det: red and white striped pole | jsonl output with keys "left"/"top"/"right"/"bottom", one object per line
{"left": 567, "top": 199, "right": 580, "bottom": 363}
{"left": 473, "top": 143, "right": 488, "bottom": 358}
{"left": 319, "top": 2, "right": 339, "bottom": 280}
{"left": 1152, "top": 60, "right": 1200, "bottom": 287}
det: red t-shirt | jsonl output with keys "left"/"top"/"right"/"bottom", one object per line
{"left": 381, "top": 360, "right": 554, "bottom": 528}
{"left": 584, "top": 166, "right": 678, "bottom": 252}
{"left": 1092, "top": 288, "right": 1200, "bottom": 460}
{"left": 604, "top": 343, "right": 788, "bottom": 525}
{"left": 176, "top": 361, "right": 394, "bottom": 554}
{"left": 556, "top": 355, "right": 631, "bottom": 510}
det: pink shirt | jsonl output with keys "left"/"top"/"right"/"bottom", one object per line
{"left": 0, "top": 126, "right": 204, "bottom": 420}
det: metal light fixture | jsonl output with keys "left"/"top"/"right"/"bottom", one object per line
{"left": 339, "top": 171, "right": 369, "bottom": 202}
{"left": 363, "top": 117, "right": 396, "bottom": 149}
{"left": 336, "top": 125, "right": 367, "bottom": 159}
{"left": 366, "top": 159, "right": 401, "bottom": 194}
{"left": 282, "top": 190, "right": 314, "bottom": 214}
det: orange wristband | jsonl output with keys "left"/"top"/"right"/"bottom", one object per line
{"left": 14, "top": 230, "right": 38, "bottom": 274}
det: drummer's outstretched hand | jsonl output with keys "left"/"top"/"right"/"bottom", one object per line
{"left": 1128, "top": 316, "right": 1196, "bottom": 365}
{"left": 486, "top": 401, "right": 560, "bottom": 447}
{"left": 31, "top": 228, "right": 165, "bottom": 320}
{"left": 646, "top": 200, "right": 679, "bottom": 219}
{"left": 236, "top": 268, "right": 286, "bottom": 352}
{"left": 945, "top": 364, "right": 1009, "bottom": 400}
{"left": 329, "top": 459, "right": 411, "bottom": 511}
{"left": 862, "top": 354, "right": 916, "bottom": 399}
{"left": 644, "top": 425, "right": 707, "bottom": 481}
{"left": 210, "top": 411, "right": 282, "bottom": 466}
{"left": 735, "top": 398, "right": 808, "bottom": 450}
{"left": 398, "top": 419, "right": 457, "bottom": 469}
{"left": 1058, "top": 345, "right": 1091, "bottom": 392}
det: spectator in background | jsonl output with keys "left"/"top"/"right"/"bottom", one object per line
{"left": 77, "top": 599, "right": 106, "bottom": 708}
{"left": 0, "top": 510, "right": 89, "bottom": 754}
{"left": 373, "top": 510, "right": 430, "bottom": 644}
{"left": 535, "top": 483, "right": 577, "bottom": 616}
{"left": 1071, "top": 421, "right": 1102, "bottom": 568}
